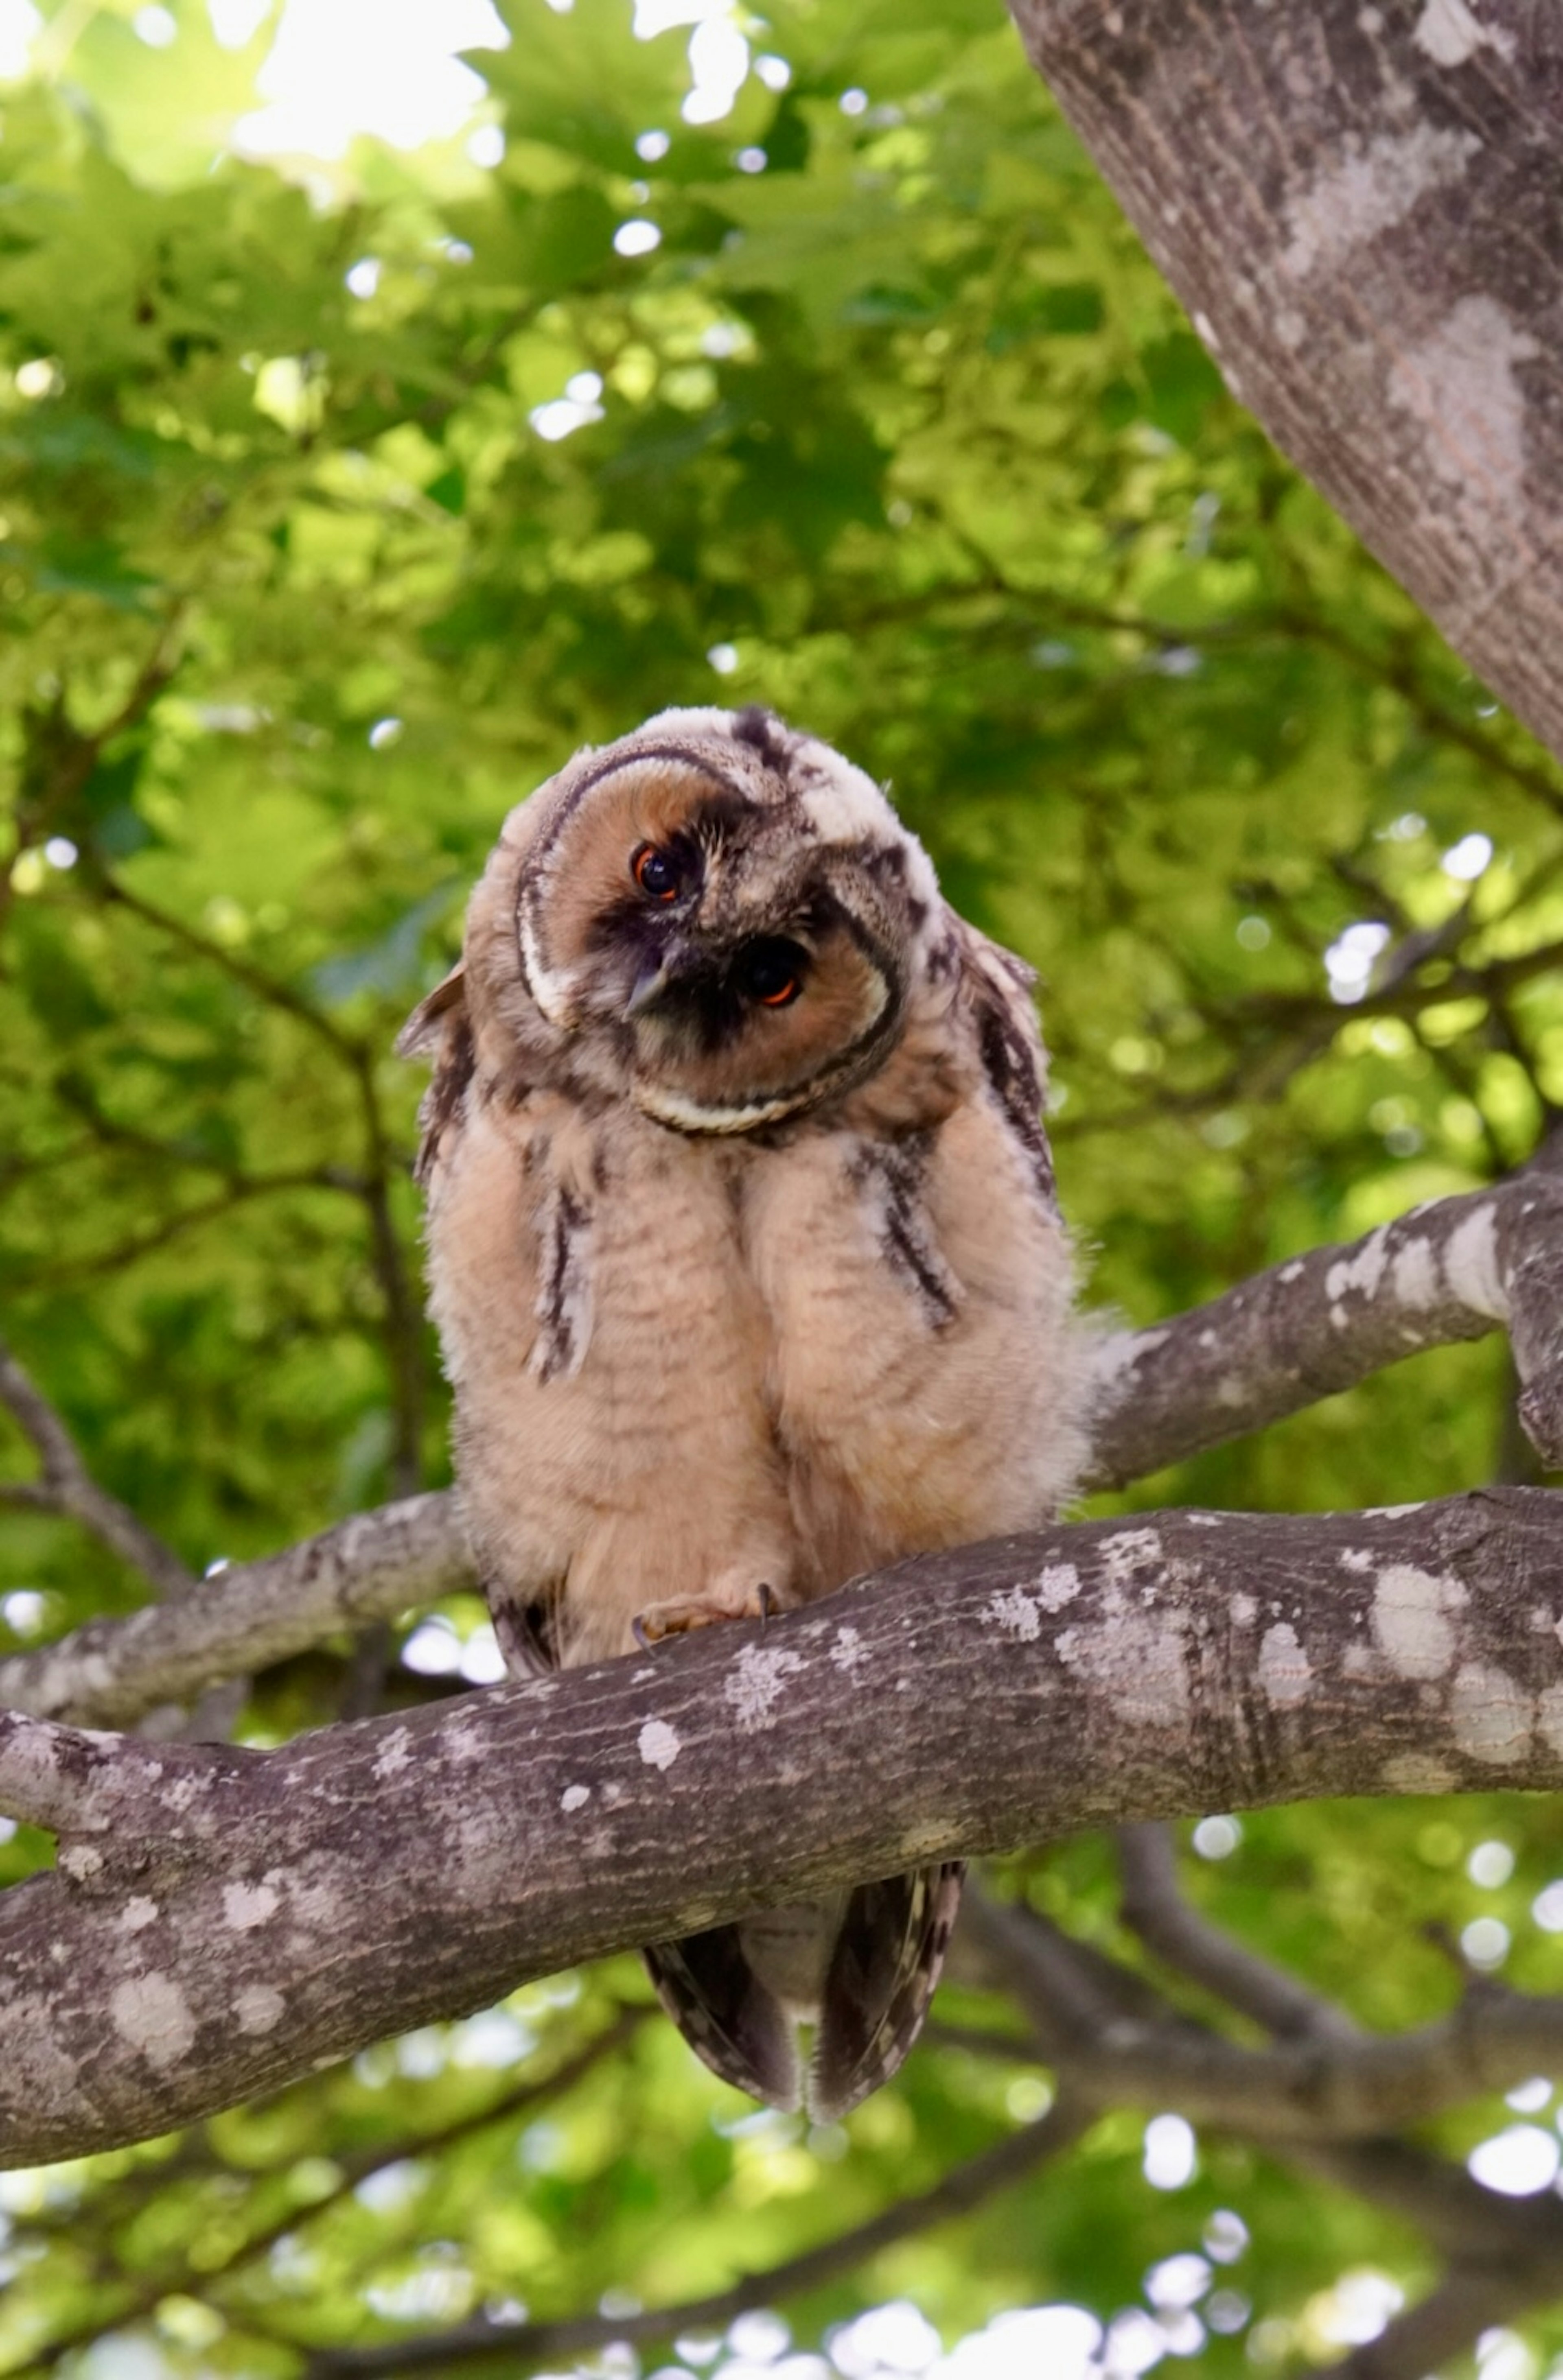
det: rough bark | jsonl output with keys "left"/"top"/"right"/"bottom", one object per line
{"left": 1004, "top": 0, "right": 1563, "bottom": 763}
{"left": 5, "top": 1486, "right": 1563, "bottom": 2166}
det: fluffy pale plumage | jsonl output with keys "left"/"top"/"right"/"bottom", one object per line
{"left": 401, "top": 704, "right": 1088, "bottom": 2118}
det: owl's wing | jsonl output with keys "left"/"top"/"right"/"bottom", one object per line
{"left": 642, "top": 1930, "right": 803, "bottom": 2114}
{"left": 397, "top": 962, "right": 475, "bottom": 1189}
{"left": 810, "top": 1861, "right": 967, "bottom": 2122}
{"left": 956, "top": 925, "right": 1058, "bottom": 1213}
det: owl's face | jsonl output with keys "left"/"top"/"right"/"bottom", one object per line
{"left": 485, "top": 706, "right": 945, "bottom": 1133}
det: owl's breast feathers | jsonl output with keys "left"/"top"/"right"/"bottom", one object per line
{"left": 400, "top": 706, "right": 1090, "bottom": 2116}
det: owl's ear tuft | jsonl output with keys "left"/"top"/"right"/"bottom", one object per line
{"left": 396, "top": 961, "right": 467, "bottom": 1060}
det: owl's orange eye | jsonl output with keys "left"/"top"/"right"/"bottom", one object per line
{"left": 736, "top": 938, "right": 804, "bottom": 1008}
{"left": 632, "top": 844, "right": 681, "bottom": 902}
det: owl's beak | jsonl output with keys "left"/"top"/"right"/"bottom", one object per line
{"left": 625, "top": 942, "right": 703, "bottom": 1019}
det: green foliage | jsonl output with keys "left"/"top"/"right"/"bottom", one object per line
{"left": 4, "top": 0, "right": 1563, "bottom": 2373}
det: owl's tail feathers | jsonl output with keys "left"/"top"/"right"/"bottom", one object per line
{"left": 642, "top": 1928, "right": 803, "bottom": 2114}
{"left": 642, "top": 1861, "right": 966, "bottom": 2122}
{"left": 811, "top": 1861, "right": 966, "bottom": 2122}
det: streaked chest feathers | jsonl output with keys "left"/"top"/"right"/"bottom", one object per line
{"left": 401, "top": 704, "right": 1087, "bottom": 2120}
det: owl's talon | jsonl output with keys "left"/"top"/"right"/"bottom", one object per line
{"left": 630, "top": 1583, "right": 779, "bottom": 1646}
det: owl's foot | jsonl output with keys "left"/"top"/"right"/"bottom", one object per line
{"left": 632, "top": 1580, "right": 778, "bottom": 1650}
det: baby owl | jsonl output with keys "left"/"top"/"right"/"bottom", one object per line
{"left": 401, "top": 705, "right": 1088, "bottom": 2119}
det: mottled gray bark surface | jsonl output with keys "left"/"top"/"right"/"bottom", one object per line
{"left": 1005, "top": 0, "right": 1563, "bottom": 761}
{"left": 4, "top": 1487, "right": 1563, "bottom": 2165}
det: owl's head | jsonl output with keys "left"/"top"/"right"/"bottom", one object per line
{"left": 412, "top": 707, "right": 948, "bottom": 1135}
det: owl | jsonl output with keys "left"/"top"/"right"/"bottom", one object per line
{"left": 400, "top": 705, "right": 1088, "bottom": 2119}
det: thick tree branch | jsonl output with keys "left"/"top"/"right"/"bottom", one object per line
{"left": 6, "top": 1488, "right": 1563, "bottom": 2164}
{"left": 1004, "top": 0, "right": 1563, "bottom": 765}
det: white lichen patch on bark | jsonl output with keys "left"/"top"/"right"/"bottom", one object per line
{"left": 1414, "top": 0, "right": 1515, "bottom": 65}
{"left": 829, "top": 1625, "right": 870, "bottom": 1672}
{"left": 983, "top": 1586, "right": 1043, "bottom": 1641}
{"left": 637, "top": 1718, "right": 681, "bottom": 1772}
{"left": 1325, "top": 1224, "right": 1392, "bottom": 1304}
{"left": 58, "top": 1844, "right": 104, "bottom": 1882}
{"left": 1230, "top": 1593, "right": 1257, "bottom": 1627}
{"left": 120, "top": 1896, "right": 160, "bottom": 1932}
{"left": 372, "top": 1726, "right": 414, "bottom": 1781}
{"left": 1281, "top": 127, "right": 1479, "bottom": 282}
{"left": 1033, "top": 1563, "right": 1081, "bottom": 1612}
{"left": 109, "top": 1971, "right": 197, "bottom": 2070}
{"left": 1390, "top": 1236, "right": 1441, "bottom": 1309}
{"left": 1449, "top": 1661, "right": 1533, "bottom": 1765}
{"left": 223, "top": 1880, "right": 280, "bottom": 1930}
{"left": 6, "top": 1992, "right": 90, "bottom": 2116}
{"left": 1088, "top": 1326, "right": 1165, "bottom": 1389}
{"left": 1340, "top": 1549, "right": 1374, "bottom": 1573}
{"left": 560, "top": 1783, "right": 591, "bottom": 1813}
{"left": 1101, "top": 1528, "right": 1163, "bottom": 1585}
{"left": 1371, "top": 1564, "right": 1467, "bottom": 1679}
{"left": 725, "top": 1643, "right": 806, "bottom": 1731}
{"left": 234, "top": 1983, "right": 285, "bottom": 2035}
{"left": 1056, "top": 1596, "right": 1189, "bottom": 1730}
{"left": 1382, "top": 1751, "right": 1457, "bottom": 1795}
{"left": 1257, "top": 1622, "right": 1315, "bottom": 1707}
{"left": 1441, "top": 1203, "right": 1509, "bottom": 1319}
{"left": 1387, "top": 302, "right": 1541, "bottom": 537}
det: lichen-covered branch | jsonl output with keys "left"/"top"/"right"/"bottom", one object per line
{"left": 6, "top": 1486, "right": 1563, "bottom": 2166}
{"left": 1085, "top": 1174, "right": 1563, "bottom": 1488}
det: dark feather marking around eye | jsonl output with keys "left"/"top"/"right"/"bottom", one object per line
{"left": 974, "top": 992, "right": 1057, "bottom": 1208}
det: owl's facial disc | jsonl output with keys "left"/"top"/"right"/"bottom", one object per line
{"left": 514, "top": 741, "right": 912, "bottom": 1132}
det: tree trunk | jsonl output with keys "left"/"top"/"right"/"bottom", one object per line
{"left": 1005, "top": 0, "right": 1563, "bottom": 761}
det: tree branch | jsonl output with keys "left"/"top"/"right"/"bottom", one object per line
{"left": 7, "top": 1488, "right": 1563, "bottom": 2164}
{"left": 300, "top": 2098, "right": 1091, "bottom": 2380}
{"left": 1116, "top": 1823, "right": 1357, "bottom": 2041}
{"left": 0, "top": 1337, "right": 195, "bottom": 1600}
{"left": 0, "top": 1491, "right": 471, "bottom": 1727}
{"left": 1084, "top": 1172, "right": 1563, "bottom": 1488}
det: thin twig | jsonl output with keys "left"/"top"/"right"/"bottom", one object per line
{"left": 0, "top": 1335, "right": 194, "bottom": 1598}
